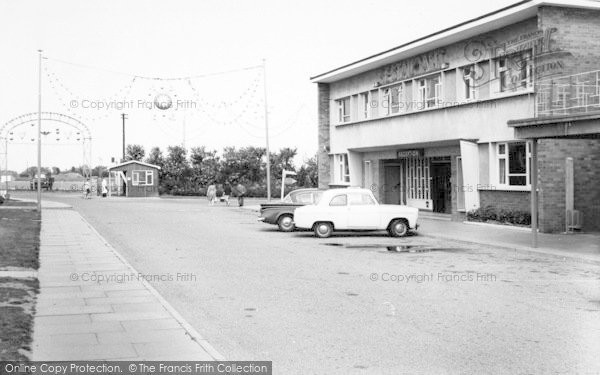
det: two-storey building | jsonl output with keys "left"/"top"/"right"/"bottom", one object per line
{"left": 312, "top": 0, "right": 600, "bottom": 233}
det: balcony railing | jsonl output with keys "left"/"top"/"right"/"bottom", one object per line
{"left": 535, "top": 70, "right": 600, "bottom": 117}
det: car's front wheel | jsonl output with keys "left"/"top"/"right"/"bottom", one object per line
{"left": 388, "top": 219, "right": 408, "bottom": 237}
{"left": 277, "top": 214, "right": 295, "bottom": 232}
{"left": 314, "top": 222, "right": 333, "bottom": 238}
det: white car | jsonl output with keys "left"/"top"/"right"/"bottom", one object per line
{"left": 293, "top": 188, "right": 419, "bottom": 238}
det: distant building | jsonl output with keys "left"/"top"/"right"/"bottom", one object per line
{"left": 108, "top": 160, "right": 161, "bottom": 197}
{"left": 311, "top": 0, "right": 600, "bottom": 233}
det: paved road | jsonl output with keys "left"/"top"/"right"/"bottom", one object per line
{"left": 19, "top": 192, "right": 600, "bottom": 374}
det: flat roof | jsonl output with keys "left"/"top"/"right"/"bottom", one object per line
{"left": 311, "top": 0, "right": 600, "bottom": 83}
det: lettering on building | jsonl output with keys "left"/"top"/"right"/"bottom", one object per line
{"left": 377, "top": 49, "right": 448, "bottom": 85}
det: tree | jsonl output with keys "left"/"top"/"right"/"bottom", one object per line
{"left": 20, "top": 166, "right": 50, "bottom": 177}
{"left": 145, "top": 147, "right": 164, "bottom": 166}
{"left": 124, "top": 144, "right": 145, "bottom": 161}
{"left": 91, "top": 165, "right": 108, "bottom": 178}
{"left": 270, "top": 147, "right": 297, "bottom": 181}
{"left": 220, "top": 146, "right": 266, "bottom": 184}
{"left": 162, "top": 145, "right": 191, "bottom": 193}
{"left": 51, "top": 166, "right": 61, "bottom": 175}
{"left": 297, "top": 155, "right": 318, "bottom": 187}
{"left": 190, "top": 146, "right": 220, "bottom": 186}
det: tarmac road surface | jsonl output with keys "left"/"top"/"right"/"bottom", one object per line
{"left": 19, "top": 192, "right": 600, "bottom": 374}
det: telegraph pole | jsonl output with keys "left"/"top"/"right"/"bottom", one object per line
{"left": 37, "top": 50, "right": 42, "bottom": 212}
{"left": 121, "top": 113, "right": 127, "bottom": 162}
{"left": 263, "top": 59, "right": 271, "bottom": 201}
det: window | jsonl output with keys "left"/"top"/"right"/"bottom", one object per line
{"left": 359, "top": 92, "right": 369, "bottom": 119}
{"left": 462, "top": 65, "right": 477, "bottom": 100}
{"left": 334, "top": 154, "right": 350, "bottom": 183}
{"left": 497, "top": 142, "right": 531, "bottom": 186}
{"left": 132, "top": 170, "right": 154, "bottom": 186}
{"left": 295, "top": 193, "right": 314, "bottom": 204}
{"left": 382, "top": 84, "right": 402, "bottom": 115}
{"left": 417, "top": 75, "right": 441, "bottom": 108}
{"left": 337, "top": 97, "right": 351, "bottom": 123}
{"left": 329, "top": 194, "right": 347, "bottom": 206}
{"left": 495, "top": 51, "right": 532, "bottom": 93}
{"left": 348, "top": 193, "right": 376, "bottom": 205}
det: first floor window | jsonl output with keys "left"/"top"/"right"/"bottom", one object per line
{"left": 462, "top": 65, "right": 477, "bottom": 100}
{"left": 497, "top": 142, "right": 530, "bottom": 186}
{"left": 417, "top": 74, "right": 441, "bottom": 108}
{"left": 335, "top": 154, "right": 350, "bottom": 183}
{"left": 495, "top": 50, "right": 533, "bottom": 93}
{"left": 132, "top": 170, "right": 154, "bottom": 186}
{"left": 337, "top": 97, "right": 351, "bottom": 123}
{"left": 382, "top": 84, "right": 402, "bottom": 115}
{"left": 360, "top": 92, "right": 369, "bottom": 119}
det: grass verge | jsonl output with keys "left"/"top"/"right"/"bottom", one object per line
{"left": 0, "top": 207, "right": 40, "bottom": 269}
{"left": 0, "top": 204, "right": 40, "bottom": 360}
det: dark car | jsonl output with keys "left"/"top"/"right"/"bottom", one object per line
{"left": 259, "top": 188, "right": 323, "bottom": 232}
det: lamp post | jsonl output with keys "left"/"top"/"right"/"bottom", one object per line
{"left": 121, "top": 113, "right": 127, "bottom": 162}
{"left": 263, "top": 59, "right": 271, "bottom": 201}
{"left": 0, "top": 137, "right": 6, "bottom": 196}
{"left": 37, "top": 49, "right": 43, "bottom": 212}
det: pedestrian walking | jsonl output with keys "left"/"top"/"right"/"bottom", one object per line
{"left": 83, "top": 179, "right": 91, "bottom": 199}
{"left": 206, "top": 183, "right": 217, "bottom": 205}
{"left": 101, "top": 178, "right": 108, "bottom": 197}
{"left": 223, "top": 182, "right": 232, "bottom": 206}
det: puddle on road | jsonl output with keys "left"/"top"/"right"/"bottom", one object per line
{"left": 323, "top": 243, "right": 465, "bottom": 253}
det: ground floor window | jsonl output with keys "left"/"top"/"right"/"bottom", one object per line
{"left": 406, "top": 157, "right": 431, "bottom": 200}
{"left": 497, "top": 142, "right": 531, "bottom": 186}
{"left": 132, "top": 170, "right": 154, "bottom": 186}
{"left": 334, "top": 154, "right": 350, "bottom": 183}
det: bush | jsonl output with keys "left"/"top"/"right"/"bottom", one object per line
{"left": 467, "top": 205, "right": 530, "bottom": 226}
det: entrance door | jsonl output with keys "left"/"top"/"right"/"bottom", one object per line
{"left": 122, "top": 171, "right": 127, "bottom": 197}
{"left": 430, "top": 162, "right": 451, "bottom": 213}
{"left": 384, "top": 165, "right": 403, "bottom": 204}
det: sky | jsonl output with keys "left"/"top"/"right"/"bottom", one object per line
{"left": 0, "top": 0, "right": 517, "bottom": 173}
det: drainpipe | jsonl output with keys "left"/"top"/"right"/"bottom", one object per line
{"left": 530, "top": 139, "right": 538, "bottom": 248}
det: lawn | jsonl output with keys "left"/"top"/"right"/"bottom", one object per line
{"left": 0, "top": 207, "right": 40, "bottom": 269}
{"left": 0, "top": 203, "right": 41, "bottom": 360}
{"left": 0, "top": 277, "right": 38, "bottom": 360}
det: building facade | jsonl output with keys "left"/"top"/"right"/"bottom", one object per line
{"left": 108, "top": 160, "right": 161, "bottom": 197}
{"left": 312, "top": 0, "right": 600, "bottom": 233}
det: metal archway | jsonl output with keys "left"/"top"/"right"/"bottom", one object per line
{"left": 0, "top": 112, "right": 93, "bottom": 186}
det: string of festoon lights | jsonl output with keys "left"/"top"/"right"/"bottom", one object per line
{"left": 39, "top": 57, "right": 283, "bottom": 144}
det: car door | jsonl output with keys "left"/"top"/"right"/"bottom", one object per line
{"left": 327, "top": 194, "right": 349, "bottom": 229}
{"left": 347, "top": 193, "right": 380, "bottom": 229}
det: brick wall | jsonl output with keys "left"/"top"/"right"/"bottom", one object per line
{"left": 479, "top": 190, "right": 531, "bottom": 213}
{"left": 317, "top": 83, "right": 330, "bottom": 189}
{"left": 538, "top": 6, "right": 600, "bottom": 76}
{"left": 538, "top": 138, "right": 600, "bottom": 233}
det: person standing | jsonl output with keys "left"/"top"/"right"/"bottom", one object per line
{"left": 235, "top": 182, "right": 247, "bottom": 207}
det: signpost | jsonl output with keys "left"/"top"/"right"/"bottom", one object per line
{"left": 281, "top": 170, "right": 296, "bottom": 200}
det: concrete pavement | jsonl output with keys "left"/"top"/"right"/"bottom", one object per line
{"left": 32, "top": 205, "right": 223, "bottom": 361}
{"left": 418, "top": 217, "right": 600, "bottom": 265}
